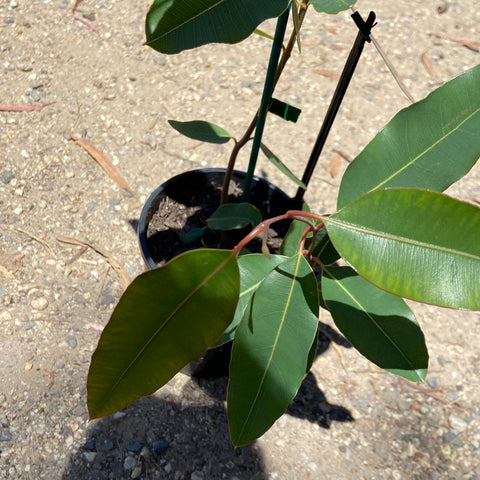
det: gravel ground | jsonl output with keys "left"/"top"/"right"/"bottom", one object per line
{"left": 1, "top": 0, "right": 479, "bottom": 479}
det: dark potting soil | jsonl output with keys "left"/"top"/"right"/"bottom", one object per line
{"left": 145, "top": 173, "right": 295, "bottom": 266}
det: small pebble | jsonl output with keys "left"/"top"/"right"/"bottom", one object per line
{"left": 22, "top": 322, "right": 36, "bottom": 331}
{"left": 55, "top": 359, "right": 65, "bottom": 369}
{"left": 84, "top": 439, "right": 96, "bottom": 451}
{"left": 0, "top": 430, "right": 11, "bottom": 442}
{"left": 83, "top": 451, "right": 97, "bottom": 463}
{"left": 66, "top": 336, "right": 77, "bottom": 349}
{"left": 1, "top": 169, "right": 14, "bottom": 184}
{"left": 448, "top": 415, "right": 468, "bottom": 432}
{"left": 443, "top": 430, "right": 458, "bottom": 442}
{"left": 17, "top": 62, "right": 32, "bottom": 72}
{"left": 103, "top": 439, "right": 114, "bottom": 450}
{"left": 29, "top": 89, "right": 41, "bottom": 102}
{"left": 123, "top": 455, "right": 137, "bottom": 471}
{"left": 427, "top": 377, "right": 438, "bottom": 389}
{"left": 191, "top": 472, "right": 204, "bottom": 480}
{"left": 4, "top": 16, "right": 15, "bottom": 25}
{"left": 100, "top": 294, "right": 116, "bottom": 306}
{"left": 131, "top": 466, "right": 142, "bottom": 479}
{"left": 126, "top": 441, "right": 143, "bottom": 453}
{"left": 30, "top": 296, "right": 48, "bottom": 311}
{"left": 9, "top": 0, "right": 19, "bottom": 7}
{"left": 152, "top": 438, "right": 170, "bottom": 455}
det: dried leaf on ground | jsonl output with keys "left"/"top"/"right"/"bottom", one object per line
{"left": 429, "top": 32, "right": 480, "bottom": 52}
{"left": 421, "top": 51, "right": 437, "bottom": 78}
{"left": 0, "top": 103, "right": 52, "bottom": 112}
{"left": 328, "top": 152, "right": 343, "bottom": 177}
{"left": 69, "top": 134, "right": 132, "bottom": 192}
{"left": 313, "top": 68, "right": 340, "bottom": 80}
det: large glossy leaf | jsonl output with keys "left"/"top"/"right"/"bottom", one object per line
{"left": 338, "top": 65, "right": 480, "bottom": 208}
{"left": 325, "top": 188, "right": 480, "bottom": 310}
{"left": 322, "top": 266, "right": 428, "bottom": 381}
{"left": 228, "top": 254, "right": 319, "bottom": 446}
{"left": 168, "top": 120, "right": 232, "bottom": 144}
{"left": 87, "top": 249, "right": 239, "bottom": 419}
{"left": 310, "top": 0, "right": 357, "bottom": 14}
{"left": 217, "top": 254, "right": 287, "bottom": 345}
{"left": 145, "top": 0, "right": 290, "bottom": 54}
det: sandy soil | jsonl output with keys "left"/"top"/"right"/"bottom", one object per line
{"left": 1, "top": 0, "right": 479, "bottom": 478}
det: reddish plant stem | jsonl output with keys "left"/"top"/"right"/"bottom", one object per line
{"left": 233, "top": 210, "right": 325, "bottom": 254}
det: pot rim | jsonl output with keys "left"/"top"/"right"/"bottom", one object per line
{"left": 138, "top": 168, "right": 293, "bottom": 270}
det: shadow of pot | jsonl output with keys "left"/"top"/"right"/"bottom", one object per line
{"left": 138, "top": 168, "right": 297, "bottom": 377}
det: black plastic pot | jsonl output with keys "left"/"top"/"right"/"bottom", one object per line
{"left": 138, "top": 168, "right": 297, "bottom": 269}
{"left": 137, "top": 168, "right": 297, "bottom": 378}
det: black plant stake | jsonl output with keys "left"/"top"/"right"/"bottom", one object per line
{"left": 294, "top": 11, "right": 377, "bottom": 205}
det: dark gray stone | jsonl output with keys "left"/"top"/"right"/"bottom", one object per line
{"left": 126, "top": 441, "right": 143, "bottom": 453}
{"left": 152, "top": 438, "right": 170, "bottom": 455}
{"left": 1, "top": 169, "right": 14, "bottom": 184}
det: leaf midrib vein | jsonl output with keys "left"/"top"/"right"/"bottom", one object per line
{"left": 368, "top": 105, "right": 480, "bottom": 193}
{"left": 324, "top": 267, "right": 422, "bottom": 381}
{"left": 327, "top": 218, "right": 480, "bottom": 261}
{"left": 237, "top": 254, "right": 302, "bottom": 441}
{"left": 108, "top": 252, "right": 235, "bottom": 396}
{"left": 146, "top": 0, "right": 226, "bottom": 45}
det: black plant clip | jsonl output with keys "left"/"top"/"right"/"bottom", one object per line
{"left": 352, "top": 11, "right": 377, "bottom": 42}
{"left": 294, "top": 11, "right": 377, "bottom": 205}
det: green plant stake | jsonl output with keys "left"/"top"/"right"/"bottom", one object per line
{"left": 242, "top": 7, "right": 291, "bottom": 201}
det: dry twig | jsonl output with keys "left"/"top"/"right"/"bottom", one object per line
{"left": 57, "top": 236, "right": 131, "bottom": 291}
{"left": 430, "top": 32, "right": 480, "bottom": 52}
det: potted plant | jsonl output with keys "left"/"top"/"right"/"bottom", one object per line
{"left": 87, "top": 0, "right": 480, "bottom": 448}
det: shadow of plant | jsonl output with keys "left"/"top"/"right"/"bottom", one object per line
{"left": 190, "top": 321, "right": 353, "bottom": 429}
{"left": 62, "top": 396, "right": 268, "bottom": 479}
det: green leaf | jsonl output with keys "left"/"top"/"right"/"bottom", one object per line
{"left": 260, "top": 143, "right": 307, "bottom": 189}
{"left": 310, "top": 0, "right": 357, "bottom": 14}
{"left": 207, "top": 203, "right": 262, "bottom": 230}
{"left": 291, "top": 2, "right": 302, "bottom": 52}
{"left": 168, "top": 120, "right": 232, "bottom": 144}
{"left": 146, "top": 0, "right": 290, "bottom": 54}
{"left": 254, "top": 28, "right": 274, "bottom": 41}
{"left": 216, "top": 254, "right": 287, "bottom": 345}
{"left": 87, "top": 249, "right": 239, "bottom": 419}
{"left": 179, "top": 227, "right": 206, "bottom": 243}
{"left": 228, "top": 254, "right": 319, "bottom": 446}
{"left": 322, "top": 266, "right": 428, "bottom": 381}
{"left": 338, "top": 65, "right": 480, "bottom": 208}
{"left": 325, "top": 188, "right": 480, "bottom": 310}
